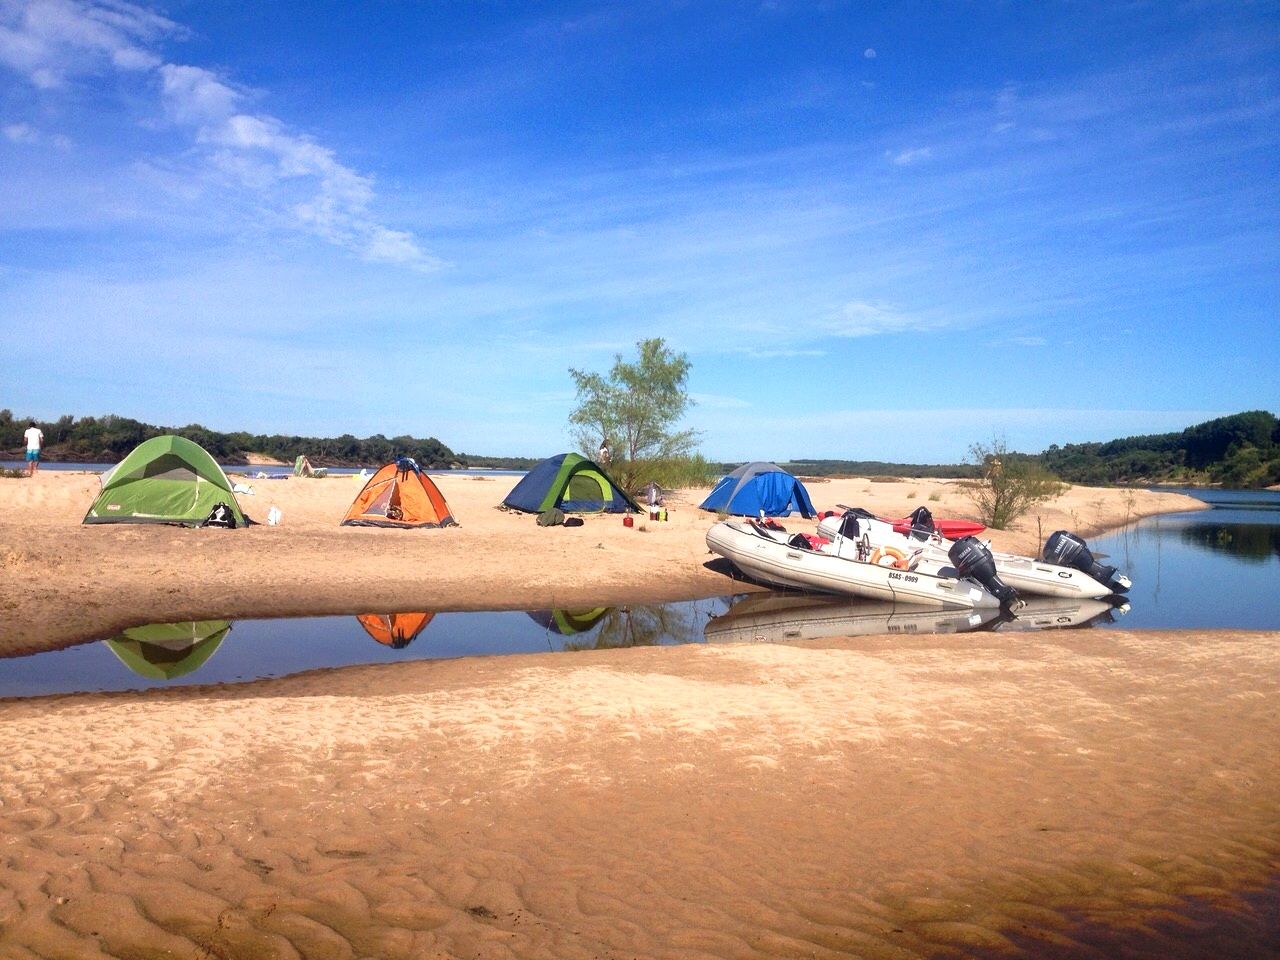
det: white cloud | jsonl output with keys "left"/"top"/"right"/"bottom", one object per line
{"left": 999, "top": 335, "right": 1047, "bottom": 347}
{"left": 889, "top": 146, "right": 932, "bottom": 166}
{"left": 863, "top": 48, "right": 876, "bottom": 59}
{"left": 1, "top": 0, "right": 436, "bottom": 270}
{"left": 3, "top": 120, "right": 37, "bottom": 142}
{"left": 3, "top": 120, "right": 70, "bottom": 147}
{"left": 825, "top": 300, "right": 937, "bottom": 338}
{"left": 0, "top": 0, "right": 172, "bottom": 88}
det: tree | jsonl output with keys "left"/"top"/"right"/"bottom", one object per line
{"left": 568, "top": 338, "right": 699, "bottom": 469}
{"left": 959, "top": 436, "right": 1067, "bottom": 530}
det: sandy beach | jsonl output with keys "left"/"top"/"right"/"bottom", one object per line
{"left": 2, "top": 472, "right": 1277, "bottom": 958}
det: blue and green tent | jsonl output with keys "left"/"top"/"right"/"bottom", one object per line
{"left": 501, "top": 453, "right": 640, "bottom": 514}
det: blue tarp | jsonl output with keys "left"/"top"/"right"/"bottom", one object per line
{"left": 699, "top": 462, "right": 817, "bottom": 518}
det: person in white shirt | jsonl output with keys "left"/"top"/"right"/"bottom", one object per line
{"left": 23, "top": 422, "right": 43, "bottom": 477}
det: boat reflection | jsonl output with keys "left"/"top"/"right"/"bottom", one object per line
{"left": 356, "top": 611, "right": 435, "bottom": 649}
{"left": 705, "top": 594, "right": 996, "bottom": 644}
{"left": 103, "top": 620, "right": 232, "bottom": 679}
{"left": 705, "top": 593, "right": 1132, "bottom": 643}
{"left": 987, "top": 595, "right": 1130, "bottom": 631}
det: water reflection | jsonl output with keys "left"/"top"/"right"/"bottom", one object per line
{"left": 103, "top": 620, "right": 232, "bottom": 679}
{"left": 531, "top": 605, "right": 707, "bottom": 652}
{"left": 527, "top": 607, "right": 611, "bottom": 636}
{"left": 356, "top": 612, "right": 435, "bottom": 649}
{"left": 986, "top": 596, "right": 1129, "bottom": 632}
{"left": 1178, "top": 522, "right": 1280, "bottom": 563}
{"left": 705, "top": 594, "right": 992, "bottom": 643}
{"left": 705, "top": 594, "right": 1130, "bottom": 644}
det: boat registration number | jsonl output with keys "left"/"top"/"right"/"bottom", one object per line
{"left": 887, "top": 572, "right": 919, "bottom": 583}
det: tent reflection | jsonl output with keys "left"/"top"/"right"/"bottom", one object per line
{"left": 103, "top": 620, "right": 232, "bottom": 679}
{"left": 356, "top": 612, "right": 435, "bottom": 649}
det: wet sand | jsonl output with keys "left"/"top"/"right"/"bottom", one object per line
{"left": 3, "top": 471, "right": 1277, "bottom": 958}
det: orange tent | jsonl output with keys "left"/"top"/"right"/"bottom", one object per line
{"left": 341, "top": 458, "right": 457, "bottom": 528}
{"left": 357, "top": 611, "right": 435, "bottom": 649}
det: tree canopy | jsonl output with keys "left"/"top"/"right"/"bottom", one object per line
{"left": 567, "top": 338, "right": 699, "bottom": 463}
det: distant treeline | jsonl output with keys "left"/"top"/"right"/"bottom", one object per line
{"left": 0, "top": 411, "right": 458, "bottom": 468}
{"left": 1039, "top": 411, "right": 1280, "bottom": 488}
{"left": 4, "top": 408, "right": 1277, "bottom": 487}
{"left": 777, "top": 459, "right": 977, "bottom": 479}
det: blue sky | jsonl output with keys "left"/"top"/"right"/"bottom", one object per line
{"left": 1, "top": 0, "right": 1277, "bottom": 463}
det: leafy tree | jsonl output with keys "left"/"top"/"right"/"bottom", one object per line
{"left": 568, "top": 338, "right": 700, "bottom": 487}
{"left": 960, "top": 437, "right": 1067, "bottom": 530}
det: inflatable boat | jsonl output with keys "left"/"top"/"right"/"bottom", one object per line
{"left": 706, "top": 519, "right": 1019, "bottom": 610}
{"left": 818, "top": 508, "right": 1131, "bottom": 599}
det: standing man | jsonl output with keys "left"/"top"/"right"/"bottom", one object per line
{"left": 23, "top": 421, "right": 44, "bottom": 476}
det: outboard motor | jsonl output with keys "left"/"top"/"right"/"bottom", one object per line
{"left": 949, "top": 536, "right": 1020, "bottom": 607}
{"left": 904, "top": 505, "right": 936, "bottom": 540}
{"left": 1043, "top": 531, "right": 1131, "bottom": 593}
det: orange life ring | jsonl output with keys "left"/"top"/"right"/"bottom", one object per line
{"left": 869, "top": 546, "right": 911, "bottom": 570}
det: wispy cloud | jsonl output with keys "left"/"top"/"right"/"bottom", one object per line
{"left": 3, "top": 120, "right": 69, "bottom": 147}
{"left": 889, "top": 146, "right": 932, "bottom": 166}
{"left": 0, "top": 0, "right": 172, "bottom": 88}
{"left": 690, "top": 392, "right": 752, "bottom": 410}
{"left": 0, "top": 0, "right": 436, "bottom": 270}
{"left": 825, "top": 300, "right": 940, "bottom": 338}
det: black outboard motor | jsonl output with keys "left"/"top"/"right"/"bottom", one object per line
{"left": 1043, "top": 530, "right": 1131, "bottom": 593}
{"left": 904, "top": 505, "right": 936, "bottom": 540}
{"left": 949, "top": 536, "right": 1020, "bottom": 607}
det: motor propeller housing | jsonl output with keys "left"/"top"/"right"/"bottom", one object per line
{"left": 1043, "top": 530, "right": 1131, "bottom": 593}
{"left": 948, "top": 536, "right": 1020, "bottom": 606}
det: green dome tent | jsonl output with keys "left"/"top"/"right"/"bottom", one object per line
{"left": 84, "top": 435, "right": 249, "bottom": 527}
{"left": 103, "top": 620, "right": 231, "bottom": 680}
{"left": 501, "top": 453, "right": 640, "bottom": 514}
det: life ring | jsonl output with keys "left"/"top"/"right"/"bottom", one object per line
{"left": 869, "top": 546, "right": 911, "bottom": 570}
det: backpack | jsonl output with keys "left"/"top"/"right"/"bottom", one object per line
{"left": 536, "top": 508, "right": 565, "bottom": 527}
{"left": 201, "top": 502, "right": 237, "bottom": 528}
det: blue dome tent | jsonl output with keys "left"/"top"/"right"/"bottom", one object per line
{"left": 699, "top": 462, "right": 817, "bottom": 518}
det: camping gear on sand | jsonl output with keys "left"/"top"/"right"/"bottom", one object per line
{"left": 85, "top": 435, "right": 249, "bottom": 527}
{"left": 341, "top": 458, "right": 457, "bottom": 528}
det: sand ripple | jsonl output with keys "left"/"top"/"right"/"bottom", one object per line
{"left": 1, "top": 629, "right": 1278, "bottom": 958}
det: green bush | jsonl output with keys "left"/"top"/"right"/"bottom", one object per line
{"left": 960, "top": 438, "right": 1067, "bottom": 530}
{"left": 612, "top": 455, "right": 717, "bottom": 493}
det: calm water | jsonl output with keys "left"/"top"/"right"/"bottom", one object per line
{"left": 3, "top": 487, "right": 1277, "bottom": 699}
{"left": 1091, "top": 487, "right": 1280, "bottom": 629}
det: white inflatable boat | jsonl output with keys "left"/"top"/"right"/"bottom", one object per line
{"left": 817, "top": 508, "right": 1131, "bottom": 600}
{"left": 706, "top": 519, "right": 1013, "bottom": 609}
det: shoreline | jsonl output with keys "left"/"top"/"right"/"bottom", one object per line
{"left": 1, "top": 473, "right": 1204, "bottom": 658}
